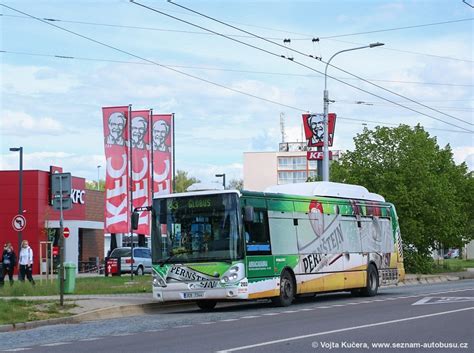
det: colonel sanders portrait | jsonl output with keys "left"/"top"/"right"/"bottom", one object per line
{"left": 131, "top": 116, "right": 149, "bottom": 150}
{"left": 105, "top": 112, "right": 126, "bottom": 146}
{"left": 307, "top": 114, "right": 324, "bottom": 146}
{"left": 152, "top": 120, "right": 171, "bottom": 152}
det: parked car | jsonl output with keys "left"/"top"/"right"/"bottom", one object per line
{"left": 444, "top": 249, "right": 460, "bottom": 259}
{"left": 109, "top": 247, "right": 152, "bottom": 275}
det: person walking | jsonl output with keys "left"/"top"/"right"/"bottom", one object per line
{"left": 1, "top": 243, "right": 17, "bottom": 286}
{"left": 19, "top": 240, "right": 35, "bottom": 285}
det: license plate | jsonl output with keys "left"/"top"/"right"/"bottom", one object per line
{"left": 182, "top": 291, "right": 204, "bottom": 299}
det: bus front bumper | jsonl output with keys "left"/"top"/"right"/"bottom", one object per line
{"left": 153, "top": 282, "right": 248, "bottom": 302}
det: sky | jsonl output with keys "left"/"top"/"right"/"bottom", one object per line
{"left": 1, "top": 0, "right": 473, "bottom": 185}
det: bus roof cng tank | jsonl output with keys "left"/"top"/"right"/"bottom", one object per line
{"left": 264, "top": 182, "right": 385, "bottom": 202}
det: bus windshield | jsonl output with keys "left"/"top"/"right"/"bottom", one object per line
{"left": 152, "top": 193, "right": 243, "bottom": 264}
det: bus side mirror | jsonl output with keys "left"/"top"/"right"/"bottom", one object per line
{"left": 244, "top": 206, "right": 254, "bottom": 223}
{"left": 131, "top": 211, "right": 139, "bottom": 230}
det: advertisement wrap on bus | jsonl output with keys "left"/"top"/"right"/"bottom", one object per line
{"left": 148, "top": 182, "right": 405, "bottom": 310}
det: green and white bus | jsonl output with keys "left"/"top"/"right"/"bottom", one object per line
{"left": 150, "top": 182, "right": 405, "bottom": 310}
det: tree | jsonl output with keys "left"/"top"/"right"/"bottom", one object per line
{"left": 331, "top": 125, "right": 473, "bottom": 268}
{"left": 227, "top": 178, "right": 243, "bottom": 191}
{"left": 174, "top": 170, "right": 200, "bottom": 193}
{"left": 85, "top": 179, "right": 105, "bottom": 191}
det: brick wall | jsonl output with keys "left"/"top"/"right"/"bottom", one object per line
{"left": 85, "top": 189, "right": 104, "bottom": 222}
{"left": 80, "top": 229, "right": 104, "bottom": 263}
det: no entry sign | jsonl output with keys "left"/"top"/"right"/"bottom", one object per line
{"left": 63, "top": 227, "right": 70, "bottom": 238}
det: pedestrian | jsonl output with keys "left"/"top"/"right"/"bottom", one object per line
{"left": 19, "top": 240, "right": 35, "bottom": 285}
{"left": 1, "top": 243, "right": 17, "bottom": 286}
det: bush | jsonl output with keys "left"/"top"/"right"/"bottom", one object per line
{"left": 403, "top": 249, "right": 435, "bottom": 274}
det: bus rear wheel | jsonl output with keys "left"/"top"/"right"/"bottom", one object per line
{"left": 272, "top": 270, "right": 295, "bottom": 307}
{"left": 196, "top": 300, "right": 217, "bottom": 311}
{"left": 361, "top": 264, "right": 379, "bottom": 297}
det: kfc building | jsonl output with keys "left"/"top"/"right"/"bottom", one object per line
{"left": 0, "top": 167, "right": 104, "bottom": 274}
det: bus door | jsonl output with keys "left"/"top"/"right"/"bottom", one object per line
{"left": 341, "top": 215, "right": 366, "bottom": 290}
{"left": 243, "top": 201, "right": 274, "bottom": 280}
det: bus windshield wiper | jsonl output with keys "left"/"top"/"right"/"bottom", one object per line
{"left": 158, "top": 249, "right": 200, "bottom": 267}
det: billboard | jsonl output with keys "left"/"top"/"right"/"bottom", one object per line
{"left": 302, "top": 113, "right": 337, "bottom": 147}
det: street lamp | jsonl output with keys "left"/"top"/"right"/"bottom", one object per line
{"left": 9, "top": 147, "right": 23, "bottom": 254}
{"left": 97, "top": 165, "right": 101, "bottom": 190}
{"left": 215, "top": 173, "right": 226, "bottom": 189}
{"left": 322, "top": 42, "right": 384, "bottom": 181}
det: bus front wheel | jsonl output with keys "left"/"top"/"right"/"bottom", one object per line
{"left": 196, "top": 300, "right": 217, "bottom": 311}
{"left": 272, "top": 270, "right": 295, "bottom": 307}
{"left": 361, "top": 264, "right": 379, "bottom": 297}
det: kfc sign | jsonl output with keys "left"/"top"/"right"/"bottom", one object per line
{"left": 302, "top": 113, "right": 337, "bottom": 147}
{"left": 151, "top": 114, "right": 173, "bottom": 197}
{"left": 102, "top": 106, "right": 130, "bottom": 233}
{"left": 307, "top": 151, "right": 333, "bottom": 160}
{"left": 71, "top": 189, "right": 85, "bottom": 204}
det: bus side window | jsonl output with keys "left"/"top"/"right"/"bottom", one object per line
{"left": 244, "top": 209, "right": 271, "bottom": 254}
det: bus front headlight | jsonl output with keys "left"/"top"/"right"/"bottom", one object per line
{"left": 220, "top": 263, "right": 244, "bottom": 284}
{"left": 153, "top": 274, "right": 167, "bottom": 287}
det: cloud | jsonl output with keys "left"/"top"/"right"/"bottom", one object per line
{"left": 0, "top": 111, "right": 65, "bottom": 136}
{"left": 453, "top": 146, "right": 474, "bottom": 171}
{"left": 1, "top": 65, "right": 81, "bottom": 96}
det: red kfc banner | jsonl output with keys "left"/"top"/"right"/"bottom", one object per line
{"left": 103, "top": 106, "right": 130, "bottom": 233}
{"left": 302, "top": 113, "right": 337, "bottom": 147}
{"left": 130, "top": 110, "right": 152, "bottom": 235}
{"left": 151, "top": 114, "right": 173, "bottom": 197}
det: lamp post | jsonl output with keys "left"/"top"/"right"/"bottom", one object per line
{"left": 215, "top": 173, "right": 226, "bottom": 189}
{"left": 97, "top": 165, "right": 101, "bottom": 190}
{"left": 322, "top": 42, "right": 384, "bottom": 181}
{"left": 9, "top": 147, "right": 23, "bottom": 254}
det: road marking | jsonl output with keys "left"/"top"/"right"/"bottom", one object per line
{"left": 220, "top": 319, "right": 239, "bottom": 322}
{"left": 111, "top": 333, "right": 133, "bottom": 337}
{"left": 2, "top": 349, "right": 32, "bottom": 352}
{"left": 40, "top": 342, "right": 71, "bottom": 347}
{"left": 262, "top": 313, "right": 279, "bottom": 316}
{"left": 241, "top": 315, "right": 260, "bottom": 319}
{"left": 200, "top": 321, "right": 216, "bottom": 325}
{"left": 282, "top": 310, "right": 298, "bottom": 313}
{"left": 216, "top": 306, "right": 474, "bottom": 353}
{"left": 78, "top": 338, "right": 102, "bottom": 341}
{"left": 175, "top": 325, "right": 193, "bottom": 328}
{"left": 412, "top": 296, "right": 474, "bottom": 306}
{"left": 145, "top": 329, "right": 164, "bottom": 332}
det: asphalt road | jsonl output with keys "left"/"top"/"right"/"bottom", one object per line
{"left": 1, "top": 280, "right": 473, "bottom": 353}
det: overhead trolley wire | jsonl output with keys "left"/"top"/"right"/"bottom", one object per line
{"left": 2, "top": 49, "right": 471, "bottom": 88}
{"left": 163, "top": 0, "right": 473, "bottom": 129}
{"left": 1, "top": 12, "right": 472, "bottom": 63}
{"left": 130, "top": 0, "right": 473, "bottom": 133}
{"left": 0, "top": 4, "right": 307, "bottom": 113}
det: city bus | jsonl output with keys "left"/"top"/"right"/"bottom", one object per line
{"left": 149, "top": 182, "right": 405, "bottom": 310}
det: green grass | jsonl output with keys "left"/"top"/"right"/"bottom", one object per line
{"left": 0, "top": 299, "right": 75, "bottom": 325}
{"left": 0, "top": 275, "right": 152, "bottom": 297}
{"left": 431, "top": 258, "right": 474, "bottom": 273}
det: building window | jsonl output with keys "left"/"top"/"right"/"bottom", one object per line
{"left": 278, "top": 156, "right": 306, "bottom": 171}
{"left": 278, "top": 171, "right": 308, "bottom": 184}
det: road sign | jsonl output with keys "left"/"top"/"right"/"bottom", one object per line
{"left": 105, "top": 258, "right": 120, "bottom": 276}
{"left": 12, "top": 214, "right": 26, "bottom": 232}
{"left": 63, "top": 227, "right": 70, "bottom": 239}
{"left": 51, "top": 173, "right": 72, "bottom": 211}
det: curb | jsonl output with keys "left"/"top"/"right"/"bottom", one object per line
{"left": 400, "top": 274, "right": 462, "bottom": 286}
